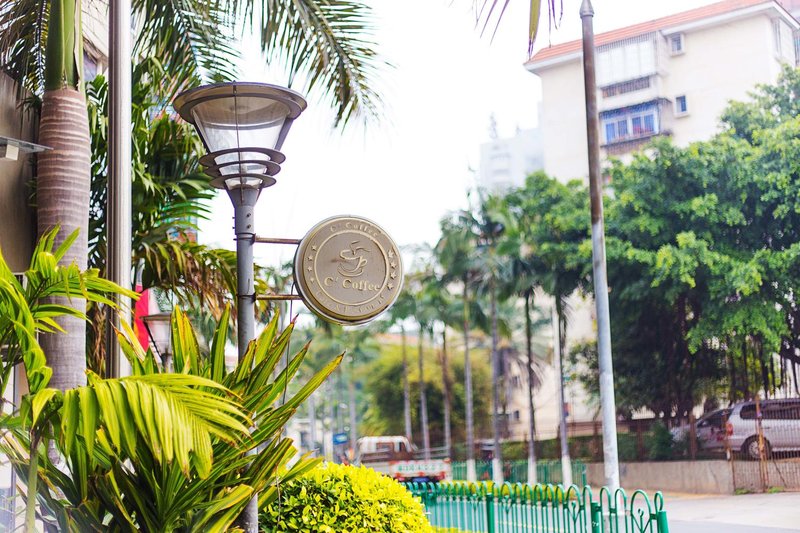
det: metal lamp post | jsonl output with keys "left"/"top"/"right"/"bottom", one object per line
{"left": 174, "top": 82, "right": 307, "bottom": 533}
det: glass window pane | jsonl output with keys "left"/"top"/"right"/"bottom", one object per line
{"left": 617, "top": 120, "right": 628, "bottom": 137}
{"left": 605, "top": 123, "right": 616, "bottom": 142}
{"left": 632, "top": 116, "right": 642, "bottom": 134}
{"left": 643, "top": 114, "right": 655, "bottom": 133}
{"left": 740, "top": 404, "right": 756, "bottom": 420}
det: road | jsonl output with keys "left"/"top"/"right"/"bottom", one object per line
{"left": 665, "top": 491, "right": 800, "bottom": 533}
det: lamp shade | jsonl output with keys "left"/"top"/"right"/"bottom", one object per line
{"left": 141, "top": 312, "right": 172, "bottom": 358}
{"left": 173, "top": 82, "right": 307, "bottom": 154}
{"left": 174, "top": 82, "right": 307, "bottom": 190}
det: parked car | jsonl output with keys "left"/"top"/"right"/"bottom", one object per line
{"left": 717, "top": 399, "right": 800, "bottom": 459}
{"left": 671, "top": 408, "right": 731, "bottom": 450}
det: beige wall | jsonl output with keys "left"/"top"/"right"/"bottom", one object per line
{"left": 504, "top": 291, "right": 599, "bottom": 441}
{"left": 0, "top": 74, "right": 36, "bottom": 272}
{"left": 586, "top": 461, "right": 736, "bottom": 494}
{"left": 666, "top": 14, "right": 781, "bottom": 146}
{"left": 538, "top": 61, "right": 589, "bottom": 182}
{"left": 586, "top": 460, "right": 800, "bottom": 493}
{"left": 532, "top": 10, "right": 795, "bottom": 182}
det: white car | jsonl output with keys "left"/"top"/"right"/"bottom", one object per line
{"left": 721, "top": 399, "right": 800, "bottom": 459}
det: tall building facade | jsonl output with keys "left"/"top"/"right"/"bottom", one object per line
{"left": 527, "top": 0, "right": 799, "bottom": 181}
{"left": 478, "top": 127, "right": 544, "bottom": 193}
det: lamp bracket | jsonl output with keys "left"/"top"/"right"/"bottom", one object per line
{"left": 254, "top": 237, "right": 301, "bottom": 246}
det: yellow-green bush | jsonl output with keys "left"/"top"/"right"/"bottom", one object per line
{"left": 261, "top": 462, "right": 434, "bottom": 533}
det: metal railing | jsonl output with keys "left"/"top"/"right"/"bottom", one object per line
{"left": 451, "top": 460, "right": 587, "bottom": 487}
{"left": 406, "top": 482, "right": 669, "bottom": 533}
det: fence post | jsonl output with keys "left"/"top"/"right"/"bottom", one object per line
{"left": 485, "top": 490, "right": 495, "bottom": 533}
{"left": 656, "top": 510, "right": 669, "bottom": 533}
{"left": 590, "top": 502, "right": 602, "bottom": 533}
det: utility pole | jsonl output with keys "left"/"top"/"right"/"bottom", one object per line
{"left": 580, "top": 0, "right": 621, "bottom": 491}
{"left": 106, "top": 0, "right": 132, "bottom": 378}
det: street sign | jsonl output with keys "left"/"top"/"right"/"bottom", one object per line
{"left": 294, "top": 215, "right": 403, "bottom": 325}
{"left": 332, "top": 432, "right": 349, "bottom": 445}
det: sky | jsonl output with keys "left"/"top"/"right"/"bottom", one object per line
{"left": 197, "top": 0, "right": 717, "bottom": 269}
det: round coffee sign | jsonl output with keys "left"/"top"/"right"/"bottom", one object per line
{"left": 294, "top": 216, "right": 403, "bottom": 325}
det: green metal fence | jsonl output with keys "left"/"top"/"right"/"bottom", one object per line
{"left": 451, "top": 460, "right": 587, "bottom": 487}
{"left": 406, "top": 482, "right": 669, "bottom": 533}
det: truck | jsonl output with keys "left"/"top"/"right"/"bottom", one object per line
{"left": 355, "top": 436, "right": 451, "bottom": 483}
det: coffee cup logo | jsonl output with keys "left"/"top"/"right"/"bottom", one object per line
{"left": 338, "top": 241, "right": 370, "bottom": 277}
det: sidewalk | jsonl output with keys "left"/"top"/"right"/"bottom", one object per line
{"left": 664, "top": 491, "right": 800, "bottom": 533}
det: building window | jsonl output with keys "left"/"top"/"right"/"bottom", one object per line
{"left": 601, "top": 101, "right": 661, "bottom": 144}
{"left": 601, "top": 76, "right": 651, "bottom": 98}
{"left": 675, "top": 95, "right": 688, "bottom": 116}
{"left": 668, "top": 33, "right": 684, "bottom": 55}
{"left": 773, "top": 19, "right": 797, "bottom": 64}
{"left": 597, "top": 34, "right": 658, "bottom": 86}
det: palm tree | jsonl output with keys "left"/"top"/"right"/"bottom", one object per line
{"left": 409, "top": 272, "right": 435, "bottom": 460}
{"left": 420, "top": 270, "right": 460, "bottom": 458}
{"left": 459, "top": 194, "right": 508, "bottom": 484}
{"left": 0, "top": 231, "right": 270, "bottom": 532}
{"left": 489, "top": 189, "right": 547, "bottom": 484}
{"left": 436, "top": 209, "right": 481, "bottom": 480}
{"left": 0, "top": 0, "right": 384, "bottom": 392}
{"left": 387, "top": 288, "right": 416, "bottom": 443}
{"left": 19, "top": 0, "right": 93, "bottom": 392}
{"left": 501, "top": 172, "right": 589, "bottom": 485}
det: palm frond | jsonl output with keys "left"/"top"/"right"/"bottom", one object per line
{"left": 132, "top": 0, "right": 240, "bottom": 95}
{"left": 0, "top": 0, "right": 48, "bottom": 97}
{"left": 242, "top": 0, "right": 384, "bottom": 127}
{"left": 471, "top": 0, "right": 563, "bottom": 54}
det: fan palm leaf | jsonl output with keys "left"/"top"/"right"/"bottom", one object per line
{"left": 1, "top": 0, "right": 383, "bottom": 124}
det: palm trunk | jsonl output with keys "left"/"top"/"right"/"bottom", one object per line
{"left": 462, "top": 276, "right": 478, "bottom": 482}
{"left": 401, "top": 325, "right": 413, "bottom": 442}
{"left": 418, "top": 327, "right": 431, "bottom": 460}
{"left": 441, "top": 328, "right": 452, "bottom": 458}
{"left": 554, "top": 301, "right": 572, "bottom": 487}
{"left": 463, "top": 276, "right": 476, "bottom": 481}
{"left": 490, "top": 276, "right": 503, "bottom": 484}
{"left": 525, "top": 290, "right": 538, "bottom": 485}
{"left": 37, "top": 0, "right": 90, "bottom": 391}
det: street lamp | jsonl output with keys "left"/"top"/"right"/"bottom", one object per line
{"left": 173, "top": 81, "right": 307, "bottom": 533}
{"left": 174, "top": 82, "right": 307, "bottom": 359}
{"left": 140, "top": 312, "right": 172, "bottom": 371}
{"left": 141, "top": 312, "right": 172, "bottom": 370}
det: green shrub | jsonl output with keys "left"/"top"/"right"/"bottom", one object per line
{"left": 261, "top": 463, "right": 434, "bottom": 533}
{"left": 647, "top": 421, "right": 675, "bottom": 460}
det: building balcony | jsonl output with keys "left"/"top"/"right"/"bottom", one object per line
{"left": 600, "top": 98, "right": 674, "bottom": 154}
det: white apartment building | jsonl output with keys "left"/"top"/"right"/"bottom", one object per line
{"left": 526, "top": 0, "right": 799, "bottom": 181}
{"left": 478, "top": 127, "right": 544, "bottom": 193}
